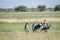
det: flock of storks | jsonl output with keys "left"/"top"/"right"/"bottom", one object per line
{"left": 24, "top": 19, "right": 52, "bottom": 33}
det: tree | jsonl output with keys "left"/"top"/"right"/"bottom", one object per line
{"left": 15, "top": 5, "right": 28, "bottom": 12}
{"left": 54, "top": 5, "right": 60, "bottom": 11}
{"left": 37, "top": 5, "right": 46, "bottom": 11}
{"left": 0, "top": 8, "right": 6, "bottom": 12}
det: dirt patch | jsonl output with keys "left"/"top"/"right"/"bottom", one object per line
{"left": 0, "top": 18, "right": 60, "bottom": 23}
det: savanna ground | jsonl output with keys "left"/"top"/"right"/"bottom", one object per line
{"left": 0, "top": 12, "right": 60, "bottom": 40}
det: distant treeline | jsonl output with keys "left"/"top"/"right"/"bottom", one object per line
{"left": 0, "top": 5, "right": 60, "bottom": 12}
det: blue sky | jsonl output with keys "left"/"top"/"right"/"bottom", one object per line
{"left": 0, "top": 0, "right": 60, "bottom": 8}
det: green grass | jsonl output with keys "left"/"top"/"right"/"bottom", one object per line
{"left": 0, "top": 22, "right": 60, "bottom": 32}
{"left": 0, "top": 12, "right": 60, "bottom": 18}
{"left": 49, "top": 22, "right": 60, "bottom": 30}
{"left": 0, "top": 12, "right": 60, "bottom": 40}
{"left": 0, "top": 22, "right": 24, "bottom": 32}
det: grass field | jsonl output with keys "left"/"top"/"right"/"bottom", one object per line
{"left": 0, "top": 22, "right": 60, "bottom": 32}
{"left": 0, "top": 31, "right": 60, "bottom": 40}
{"left": 0, "top": 22, "right": 60, "bottom": 40}
{"left": 0, "top": 12, "right": 60, "bottom": 40}
{"left": 0, "top": 12, "right": 60, "bottom": 18}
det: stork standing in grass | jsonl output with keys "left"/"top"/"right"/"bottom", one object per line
{"left": 41, "top": 19, "right": 52, "bottom": 32}
{"left": 32, "top": 23, "right": 36, "bottom": 32}
{"left": 24, "top": 22, "right": 29, "bottom": 32}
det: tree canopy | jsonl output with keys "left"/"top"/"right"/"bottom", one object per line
{"left": 54, "top": 5, "right": 60, "bottom": 11}
{"left": 15, "top": 5, "right": 28, "bottom": 12}
{"left": 37, "top": 5, "right": 46, "bottom": 11}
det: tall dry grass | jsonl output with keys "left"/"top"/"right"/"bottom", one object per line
{"left": 0, "top": 31, "right": 60, "bottom": 40}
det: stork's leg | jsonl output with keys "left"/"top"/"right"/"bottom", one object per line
{"left": 44, "top": 30, "right": 48, "bottom": 32}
